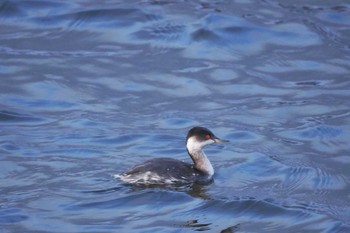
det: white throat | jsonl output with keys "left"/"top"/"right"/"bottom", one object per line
{"left": 186, "top": 137, "right": 214, "bottom": 177}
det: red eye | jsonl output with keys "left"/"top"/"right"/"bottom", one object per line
{"left": 205, "top": 134, "right": 211, "bottom": 140}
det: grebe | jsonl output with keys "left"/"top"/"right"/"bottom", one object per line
{"left": 116, "top": 127, "right": 228, "bottom": 185}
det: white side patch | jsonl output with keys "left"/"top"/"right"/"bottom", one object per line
{"left": 115, "top": 172, "right": 179, "bottom": 185}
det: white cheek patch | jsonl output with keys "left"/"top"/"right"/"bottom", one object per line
{"left": 186, "top": 136, "right": 214, "bottom": 153}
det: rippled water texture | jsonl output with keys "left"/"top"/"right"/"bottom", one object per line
{"left": 1, "top": 0, "right": 350, "bottom": 232}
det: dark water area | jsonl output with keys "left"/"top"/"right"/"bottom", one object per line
{"left": 1, "top": 0, "right": 350, "bottom": 232}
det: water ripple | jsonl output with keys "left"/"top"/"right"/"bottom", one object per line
{"left": 1, "top": 0, "right": 350, "bottom": 232}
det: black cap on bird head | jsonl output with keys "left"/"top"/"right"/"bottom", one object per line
{"left": 186, "top": 126, "right": 229, "bottom": 143}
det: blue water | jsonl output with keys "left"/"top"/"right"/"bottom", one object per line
{"left": 1, "top": 0, "right": 350, "bottom": 232}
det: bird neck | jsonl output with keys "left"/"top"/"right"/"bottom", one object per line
{"left": 186, "top": 138, "right": 214, "bottom": 177}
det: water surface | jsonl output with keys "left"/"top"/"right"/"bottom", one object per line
{"left": 1, "top": 0, "right": 350, "bottom": 232}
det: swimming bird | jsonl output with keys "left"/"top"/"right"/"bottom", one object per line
{"left": 116, "top": 127, "right": 228, "bottom": 185}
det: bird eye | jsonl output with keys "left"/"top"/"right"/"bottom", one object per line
{"left": 205, "top": 134, "right": 211, "bottom": 140}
